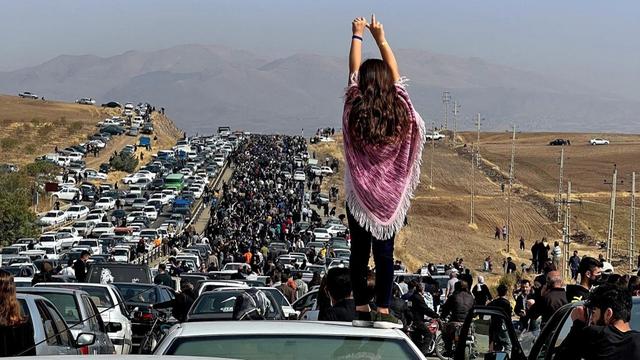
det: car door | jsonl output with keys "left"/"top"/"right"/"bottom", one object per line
{"left": 455, "top": 306, "right": 526, "bottom": 360}
{"left": 36, "top": 299, "right": 79, "bottom": 355}
{"left": 82, "top": 294, "right": 114, "bottom": 354}
{"left": 526, "top": 303, "right": 575, "bottom": 360}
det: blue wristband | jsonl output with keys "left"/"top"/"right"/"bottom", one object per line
{"left": 352, "top": 35, "right": 363, "bottom": 41}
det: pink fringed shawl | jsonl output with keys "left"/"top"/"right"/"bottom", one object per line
{"left": 343, "top": 78, "right": 425, "bottom": 240}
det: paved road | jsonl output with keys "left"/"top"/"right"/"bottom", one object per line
{"left": 194, "top": 164, "right": 234, "bottom": 234}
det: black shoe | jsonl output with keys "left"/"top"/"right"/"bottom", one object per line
{"left": 352, "top": 311, "right": 374, "bottom": 327}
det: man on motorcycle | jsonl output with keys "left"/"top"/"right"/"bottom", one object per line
{"left": 409, "top": 283, "right": 440, "bottom": 355}
{"left": 440, "top": 280, "right": 474, "bottom": 356}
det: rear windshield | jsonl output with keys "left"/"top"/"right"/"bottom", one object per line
{"left": 48, "top": 285, "right": 113, "bottom": 309}
{"left": 88, "top": 264, "right": 150, "bottom": 284}
{"left": 166, "top": 335, "right": 418, "bottom": 360}
{"left": 113, "top": 284, "right": 157, "bottom": 304}
{"left": 36, "top": 293, "right": 81, "bottom": 324}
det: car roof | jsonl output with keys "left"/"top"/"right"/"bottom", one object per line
{"left": 17, "top": 287, "right": 85, "bottom": 296}
{"left": 171, "top": 320, "right": 407, "bottom": 338}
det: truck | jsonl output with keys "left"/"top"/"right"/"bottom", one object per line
{"left": 139, "top": 136, "right": 152, "bottom": 149}
{"left": 425, "top": 131, "right": 445, "bottom": 141}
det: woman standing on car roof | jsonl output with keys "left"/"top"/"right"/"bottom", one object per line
{"left": 343, "top": 15, "right": 425, "bottom": 328}
{"left": 0, "top": 270, "right": 36, "bottom": 356}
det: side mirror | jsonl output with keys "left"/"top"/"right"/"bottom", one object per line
{"left": 75, "top": 333, "right": 96, "bottom": 347}
{"left": 105, "top": 322, "right": 123, "bottom": 332}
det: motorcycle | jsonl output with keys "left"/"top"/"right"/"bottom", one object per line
{"left": 408, "top": 318, "right": 442, "bottom": 356}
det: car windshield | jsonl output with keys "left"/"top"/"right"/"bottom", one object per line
{"left": 165, "top": 335, "right": 418, "bottom": 360}
{"left": 78, "top": 240, "right": 96, "bottom": 246}
{"left": 191, "top": 290, "right": 244, "bottom": 314}
{"left": 113, "top": 284, "right": 157, "bottom": 304}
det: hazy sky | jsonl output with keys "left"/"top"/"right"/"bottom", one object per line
{"left": 1, "top": 0, "right": 639, "bottom": 98}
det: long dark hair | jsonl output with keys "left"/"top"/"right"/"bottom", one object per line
{"left": 348, "top": 59, "right": 410, "bottom": 145}
{"left": 0, "top": 270, "right": 24, "bottom": 326}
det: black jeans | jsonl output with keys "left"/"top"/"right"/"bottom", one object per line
{"left": 347, "top": 207, "right": 395, "bottom": 308}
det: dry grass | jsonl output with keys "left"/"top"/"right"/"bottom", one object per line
{"left": 0, "top": 94, "right": 119, "bottom": 166}
{"left": 317, "top": 131, "right": 629, "bottom": 286}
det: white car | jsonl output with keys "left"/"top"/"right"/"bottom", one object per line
{"left": 590, "top": 138, "right": 610, "bottom": 145}
{"left": 18, "top": 91, "right": 39, "bottom": 99}
{"left": 188, "top": 185, "right": 204, "bottom": 199}
{"left": 126, "top": 211, "right": 145, "bottom": 224}
{"left": 95, "top": 197, "right": 116, "bottom": 210}
{"left": 425, "top": 131, "right": 445, "bottom": 141}
{"left": 65, "top": 205, "right": 89, "bottom": 220}
{"left": 161, "top": 189, "right": 177, "bottom": 201}
{"left": 91, "top": 222, "right": 115, "bottom": 237}
{"left": 77, "top": 239, "right": 101, "bottom": 255}
{"left": 293, "top": 171, "right": 306, "bottom": 181}
{"left": 154, "top": 320, "right": 425, "bottom": 358}
{"left": 128, "top": 186, "right": 143, "bottom": 196}
{"left": 310, "top": 165, "right": 322, "bottom": 176}
{"left": 83, "top": 169, "right": 108, "bottom": 180}
{"left": 35, "top": 283, "right": 133, "bottom": 355}
{"left": 320, "top": 166, "right": 334, "bottom": 175}
{"left": 39, "top": 210, "right": 68, "bottom": 226}
{"left": 76, "top": 97, "right": 96, "bottom": 105}
{"left": 312, "top": 227, "right": 331, "bottom": 241}
{"left": 52, "top": 187, "right": 81, "bottom": 201}
{"left": 150, "top": 192, "right": 171, "bottom": 205}
{"left": 142, "top": 206, "right": 158, "bottom": 221}
{"left": 111, "top": 246, "right": 131, "bottom": 263}
{"left": 72, "top": 221, "right": 95, "bottom": 237}
{"left": 326, "top": 224, "right": 348, "bottom": 237}
{"left": 34, "top": 243, "right": 61, "bottom": 260}
{"left": 85, "top": 213, "right": 104, "bottom": 226}
{"left": 136, "top": 170, "right": 156, "bottom": 180}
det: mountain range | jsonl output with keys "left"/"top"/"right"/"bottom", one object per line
{"left": 1, "top": 44, "right": 638, "bottom": 134}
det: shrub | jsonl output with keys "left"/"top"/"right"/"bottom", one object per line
{"left": 110, "top": 152, "right": 138, "bottom": 173}
{"left": 0, "top": 138, "right": 19, "bottom": 150}
{"left": 66, "top": 121, "right": 84, "bottom": 132}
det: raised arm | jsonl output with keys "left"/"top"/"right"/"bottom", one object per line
{"left": 367, "top": 14, "right": 400, "bottom": 82}
{"left": 349, "top": 17, "right": 367, "bottom": 78}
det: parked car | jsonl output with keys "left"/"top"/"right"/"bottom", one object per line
{"left": 76, "top": 98, "right": 96, "bottom": 105}
{"left": 590, "top": 138, "right": 610, "bottom": 145}
{"left": 17, "top": 288, "right": 116, "bottom": 354}
{"left": 34, "top": 283, "right": 134, "bottom": 355}
{"left": 65, "top": 205, "right": 90, "bottom": 220}
{"left": 549, "top": 138, "right": 570, "bottom": 146}
{"left": 312, "top": 227, "right": 331, "bottom": 241}
{"left": 39, "top": 210, "right": 68, "bottom": 226}
{"left": 18, "top": 91, "right": 39, "bottom": 99}
{"left": 185, "top": 288, "right": 284, "bottom": 322}
{"left": 95, "top": 197, "right": 116, "bottom": 211}
{"left": 52, "top": 187, "right": 81, "bottom": 202}
{"left": 293, "top": 171, "right": 306, "bottom": 181}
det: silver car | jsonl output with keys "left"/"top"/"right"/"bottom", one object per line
{"left": 16, "top": 293, "right": 96, "bottom": 355}
{"left": 18, "top": 287, "right": 116, "bottom": 354}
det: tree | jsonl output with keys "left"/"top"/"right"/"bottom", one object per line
{"left": 110, "top": 153, "right": 139, "bottom": 173}
{"left": 0, "top": 173, "right": 39, "bottom": 245}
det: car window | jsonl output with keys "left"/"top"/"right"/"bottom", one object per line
{"left": 82, "top": 295, "right": 102, "bottom": 332}
{"left": 192, "top": 292, "right": 242, "bottom": 314}
{"left": 293, "top": 291, "right": 317, "bottom": 311}
{"left": 37, "top": 293, "right": 80, "bottom": 325}
{"left": 36, "top": 300, "right": 64, "bottom": 347}
{"left": 44, "top": 300, "right": 74, "bottom": 347}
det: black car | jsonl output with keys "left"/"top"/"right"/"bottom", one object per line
{"left": 112, "top": 209, "right": 127, "bottom": 220}
{"left": 141, "top": 123, "right": 154, "bottom": 134}
{"left": 101, "top": 101, "right": 122, "bottom": 108}
{"left": 101, "top": 125, "right": 126, "bottom": 135}
{"left": 149, "top": 178, "right": 165, "bottom": 191}
{"left": 549, "top": 138, "right": 570, "bottom": 146}
{"left": 80, "top": 185, "right": 97, "bottom": 201}
{"left": 112, "top": 282, "right": 176, "bottom": 351}
{"left": 99, "top": 163, "right": 111, "bottom": 173}
{"left": 87, "top": 263, "right": 152, "bottom": 284}
{"left": 186, "top": 288, "right": 285, "bottom": 322}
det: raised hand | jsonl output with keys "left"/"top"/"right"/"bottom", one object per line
{"left": 366, "top": 14, "right": 385, "bottom": 44}
{"left": 352, "top": 17, "right": 368, "bottom": 37}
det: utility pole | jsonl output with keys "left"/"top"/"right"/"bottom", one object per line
{"left": 554, "top": 182, "right": 581, "bottom": 279}
{"left": 442, "top": 91, "right": 451, "bottom": 130}
{"left": 557, "top": 147, "right": 565, "bottom": 223}
{"left": 631, "top": 172, "right": 636, "bottom": 271}
{"left": 506, "top": 125, "right": 516, "bottom": 252}
{"left": 429, "top": 119, "right": 435, "bottom": 189}
{"left": 452, "top": 100, "right": 460, "bottom": 144}
{"left": 470, "top": 144, "right": 476, "bottom": 225}
{"left": 605, "top": 165, "right": 621, "bottom": 262}
{"left": 475, "top": 114, "right": 482, "bottom": 167}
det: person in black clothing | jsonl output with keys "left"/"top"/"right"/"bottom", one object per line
{"left": 529, "top": 270, "right": 568, "bottom": 326}
{"left": 409, "top": 283, "right": 439, "bottom": 354}
{"left": 505, "top": 257, "right": 517, "bottom": 274}
{"left": 514, "top": 279, "right": 535, "bottom": 331}
{"left": 566, "top": 256, "right": 602, "bottom": 303}
{"left": 152, "top": 281, "right": 196, "bottom": 322}
{"left": 487, "top": 284, "right": 513, "bottom": 352}
{"left": 31, "top": 261, "right": 60, "bottom": 285}
{"left": 154, "top": 263, "right": 173, "bottom": 288}
{"left": 73, "top": 250, "right": 91, "bottom": 282}
{"left": 472, "top": 276, "right": 492, "bottom": 305}
{"left": 441, "top": 280, "right": 475, "bottom": 354}
{"left": 556, "top": 284, "right": 640, "bottom": 359}
{"left": 0, "top": 270, "right": 36, "bottom": 357}
{"left": 319, "top": 267, "right": 356, "bottom": 322}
